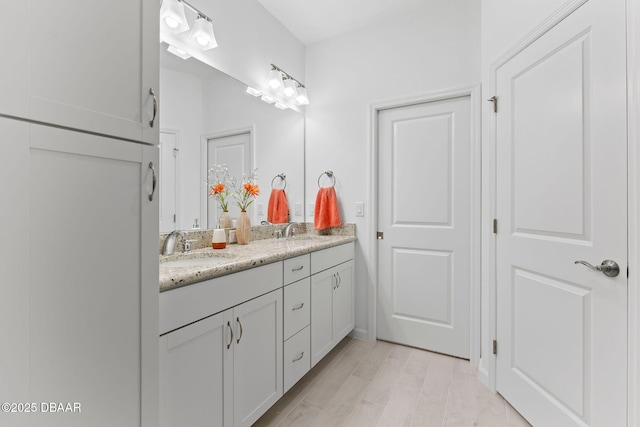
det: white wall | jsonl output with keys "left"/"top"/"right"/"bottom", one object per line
{"left": 304, "top": 0, "right": 481, "bottom": 340}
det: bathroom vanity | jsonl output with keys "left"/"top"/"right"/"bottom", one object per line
{"left": 158, "top": 235, "right": 355, "bottom": 427}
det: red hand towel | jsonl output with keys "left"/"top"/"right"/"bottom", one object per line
{"left": 314, "top": 187, "right": 341, "bottom": 230}
{"left": 267, "top": 188, "right": 289, "bottom": 224}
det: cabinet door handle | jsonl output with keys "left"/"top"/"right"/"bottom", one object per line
{"left": 292, "top": 352, "right": 304, "bottom": 362}
{"left": 292, "top": 302, "right": 304, "bottom": 311}
{"left": 236, "top": 317, "right": 243, "bottom": 344}
{"left": 337, "top": 272, "right": 341, "bottom": 288}
{"left": 148, "top": 162, "right": 157, "bottom": 201}
{"left": 292, "top": 265, "right": 304, "bottom": 272}
{"left": 332, "top": 274, "right": 337, "bottom": 290}
{"left": 226, "top": 321, "right": 233, "bottom": 349}
{"left": 149, "top": 88, "right": 158, "bottom": 128}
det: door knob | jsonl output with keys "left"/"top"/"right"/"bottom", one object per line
{"left": 574, "top": 260, "right": 620, "bottom": 277}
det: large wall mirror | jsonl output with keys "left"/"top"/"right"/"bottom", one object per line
{"left": 159, "top": 47, "right": 305, "bottom": 232}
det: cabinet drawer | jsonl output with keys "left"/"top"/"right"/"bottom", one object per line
{"left": 283, "top": 254, "right": 310, "bottom": 285}
{"left": 311, "top": 242, "right": 354, "bottom": 275}
{"left": 283, "top": 278, "right": 311, "bottom": 340}
{"left": 283, "top": 326, "right": 310, "bottom": 393}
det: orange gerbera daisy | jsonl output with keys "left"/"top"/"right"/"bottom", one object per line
{"left": 244, "top": 182, "right": 260, "bottom": 197}
{"left": 209, "top": 183, "right": 225, "bottom": 196}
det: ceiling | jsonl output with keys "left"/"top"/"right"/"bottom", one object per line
{"left": 256, "top": 0, "right": 428, "bottom": 46}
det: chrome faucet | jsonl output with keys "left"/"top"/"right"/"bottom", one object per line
{"left": 162, "top": 230, "right": 187, "bottom": 255}
{"left": 281, "top": 222, "right": 299, "bottom": 238}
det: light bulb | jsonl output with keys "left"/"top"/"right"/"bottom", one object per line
{"left": 283, "top": 79, "right": 297, "bottom": 98}
{"left": 165, "top": 17, "right": 179, "bottom": 28}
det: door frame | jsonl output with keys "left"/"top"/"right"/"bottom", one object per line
{"left": 199, "top": 125, "right": 256, "bottom": 229}
{"left": 484, "top": 0, "right": 640, "bottom": 423}
{"left": 368, "top": 85, "right": 482, "bottom": 366}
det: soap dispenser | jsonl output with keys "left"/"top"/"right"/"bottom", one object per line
{"left": 212, "top": 227, "right": 226, "bottom": 249}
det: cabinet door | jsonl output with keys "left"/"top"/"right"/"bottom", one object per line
{"left": 27, "top": 0, "right": 159, "bottom": 144}
{"left": 233, "top": 290, "right": 283, "bottom": 427}
{"left": 311, "top": 268, "right": 335, "bottom": 367}
{"left": 334, "top": 261, "right": 355, "bottom": 343}
{"left": 2, "top": 122, "right": 159, "bottom": 427}
{"left": 0, "top": 2, "right": 29, "bottom": 117}
{"left": 160, "top": 311, "right": 231, "bottom": 427}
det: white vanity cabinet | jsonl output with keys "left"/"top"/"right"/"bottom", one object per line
{"left": 1, "top": 0, "right": 159, "bottom": 144}
{"left": 0, "top": 118, "right": 159, "bottom": 427}
{"left": 311, "top": 243, "right": 355, "bottom": 366}
{"left": 159, "top": 263, "right": 283, "bottom": 427}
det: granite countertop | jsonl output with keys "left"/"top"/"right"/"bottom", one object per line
{"left": 160, "top": 234, "right": 356, "bottom": 292}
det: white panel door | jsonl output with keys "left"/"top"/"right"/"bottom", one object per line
{"left": 495, "top": 0, "right": 627, "bottom": 426}
{"left": 207, "top": 132, "right": 252, "bottom": 227}
{"left": 377, "top": 96, "right": 472, "bottom": 358}
{"left": 160, "top": 131, "right": 178, "bottom": 233}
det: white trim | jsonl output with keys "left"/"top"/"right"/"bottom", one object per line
{"left": 200, "top": 125, "right": 256, "bottom": 228}
{"left": 368, "top": 85, "right": 482, "bottom": 363}
{"left": 627, "top": 0, "right": 640, "bottom": 424}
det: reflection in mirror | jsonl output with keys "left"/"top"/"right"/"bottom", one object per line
{"left": 159, "top": 47, "right": 305, "bottom": 232}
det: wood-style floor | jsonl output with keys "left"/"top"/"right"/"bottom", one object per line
{"left": 254, "top": 337, "right": 532, "bottom": 427}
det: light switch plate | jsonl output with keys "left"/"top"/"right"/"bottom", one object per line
{"left": 356, "top": 202, "right": 364, "bottom": 217}
{"left": 294, "top": 203, "right": 302, "bottom": 216}
{"left": 257, "top": 203, "right": 264, "bottom": 216}
{"left": 308, "top": 203, "right": 315, "bottom": 217}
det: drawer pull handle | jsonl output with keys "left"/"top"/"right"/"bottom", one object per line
{"left": 292, "top": 352, "right": 304, "bottom": 362}
{"left": 236, "top": 317, "right": 243, "bottom": 344}
{"left": 292, "top": 265, "right": 304, "bottom": 272}
{"left": 226, "top": 321, "right": 233, "bottom": 349}
{"left": 292, "top": 302, "right": 304, "bottom": 311}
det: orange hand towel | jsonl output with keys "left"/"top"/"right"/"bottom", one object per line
{"left": 267, "top": 188, "right": 289, "bottom": 224}
{"left": 314, "top": 187, "right": 341, "bottom": 230}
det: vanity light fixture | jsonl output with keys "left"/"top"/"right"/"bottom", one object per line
{"left": 261, "top": 94, "right": 276, "bottom": 104}
{"left": 160, "top": 0, "right": 218, "bottom": 50}
{"left": 248, "top": 64, "right": 309, "bottom": 110}
{"left": 160, "top": 0, "right": 189, "bottom": 33}
{"left": 246, "top": 87, "right": 262, "bottom": 97}
{"left": 266, "top": 68, "right": 284, "bottom": 91}
{"left": 167, "top": 44, "right": 191, "bottom": 59}
{"left": 189, "top": 15, "right": 217, "bottom": 50}
{"left": 294, "top": 85, "right": 309, "bottom": 105}
{"left": 282, "top": 78, "right": 298, "bottom": 98}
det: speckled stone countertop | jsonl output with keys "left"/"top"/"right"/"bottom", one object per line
{"left": 160, "top": 232, "right": 356, "bottom": 292}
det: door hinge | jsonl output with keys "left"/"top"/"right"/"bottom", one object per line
{"left": 173, "top": 214, "right": 176, "bottom": 223}
{"left": 376, "top": 231, "right": 384, "bottom": 240}
{"left": 493, "top": 339, "right": 497, "bottom": 355}
{"left": 488, "top": 96, "right": 498, "bottom": 113}
{"left": 173, "top": 147, "right": 179, "bottom": 158}
{"left": 493, "top": 219, "right": 498, "bottom": 234}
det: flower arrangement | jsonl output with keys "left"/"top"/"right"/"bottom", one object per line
{"left": 234, "top": 169, "right": 260, "bottom": 211}
{"left": 207, "top": 164, "right": 235, "bottom": 211}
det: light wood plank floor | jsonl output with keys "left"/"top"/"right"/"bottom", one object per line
{"left": 254, "top": 337, "right": 532, "bottom": 427}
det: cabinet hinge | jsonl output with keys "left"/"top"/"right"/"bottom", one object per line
{"left": 377, "top": 231, "right": 384, "bottom": 240}
{"left": 493, "top": 219, "right": 498, "bottom": 234}
{"left": 493, "top": 339, "right": 497, "bottom": 355}
{"left": 487, "top": 96, "right": 498, "bottom": 113}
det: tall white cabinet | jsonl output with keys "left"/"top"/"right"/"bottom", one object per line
{"left": 1, "top": 0, "right": 159, "bottom": 144}
{"left": 0, "top": 1, "right": 160, "bottom": 425}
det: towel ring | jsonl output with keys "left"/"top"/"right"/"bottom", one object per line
{"left": 271, "top": 173, "right": 287, "bottom": 190}
{"left": 317, "top": 170, "right": 336, "bottom": 188}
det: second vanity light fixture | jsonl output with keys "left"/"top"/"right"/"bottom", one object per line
{"left": 160, "top": 0, "right": 217, "bottom": 51}
{"left": 246, "top": 64, "right": 310, "bottom": 110}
